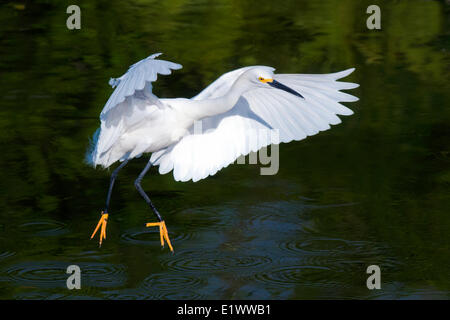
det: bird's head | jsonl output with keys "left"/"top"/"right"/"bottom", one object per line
{"left": 244, "top": 67, "right": 304, "bottom": 99}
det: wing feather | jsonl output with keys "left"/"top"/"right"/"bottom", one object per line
{"left": 101, "top": 53, "right": 182, "bottom": 118}
{"left": 88, "top": 53, "right": 182, "bottom": 167}
{"left": 152, "top": 68, "right": 359, "bottom": 182}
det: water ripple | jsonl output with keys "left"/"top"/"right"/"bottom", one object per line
{"left": 19, "top": 220, "right": 68, "bottom": 237}
{"left": 155, "top": 291, "right": 204, "bottom": 299}
{"left": 254, "top": 265, "right": 334, "bottom": 288}
{"left": 15, "top": 292, "right": 101, "bottom": 300}
{"left": 0, "top": 251, "right": 16, "bottom": 261}
{"left": 2, "top": 261, "right": 126, "bottom": 288}
{"left": 278, "top": 237, "right": 398, "bottom": 272}
{"left": 103, "top": 286, "right": 205, "bottom": 300}
{"left": 142, "top": 273, "right": 206, "bottom": 292}
{"left": 279, "top": 238, "right": 356, "bottom": 257}
{"left": 81, "top": 262, "right": 127, "bottom": 288}
{"left": 120, "top": 226, "right": 193, "bottom": 246}
{"left": 173, "top": 206, "right": 235, "bottom": 231}
{"left": 161, "top": 249, "right": 272, "bottom": 273}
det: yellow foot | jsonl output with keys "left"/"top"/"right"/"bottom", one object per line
{"left": 90, "top": 211, "right": 108, "bottom": 247}
{"left": 146, "top": 221, "right": 174, "bottom": 252}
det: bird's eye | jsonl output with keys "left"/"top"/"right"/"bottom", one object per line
{"left": 258, "top": 77, "right": 264, "bottom": 81}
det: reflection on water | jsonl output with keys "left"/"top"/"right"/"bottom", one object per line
{"left": 0, "top": 0, "right": 449, "bottom": 299}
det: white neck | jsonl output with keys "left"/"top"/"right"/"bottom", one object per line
{"left": 185, "top": 77, "right": 252, "bottom": 121}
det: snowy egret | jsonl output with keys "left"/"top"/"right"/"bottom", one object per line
{"left": 87, "top": 53, "right": 359, "bottom": 250}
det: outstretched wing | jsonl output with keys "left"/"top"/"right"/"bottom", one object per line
{"left": 101, "top": 53, "right": 182, "bottom": 118}
{"left": 89, "top": 53, "right": 182, "bottom": 167}
{"left": 151, "top": 68, "right": 359, "bottom": 182}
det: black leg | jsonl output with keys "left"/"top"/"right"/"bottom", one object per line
{"left": 91, "top": 160, "right": 129, "bottom": 246}
{"left": 134, "top": 158, "right": 163, "bottom": 222}
{"left": 104, "top": 159, "right": 128, "bottom": 213}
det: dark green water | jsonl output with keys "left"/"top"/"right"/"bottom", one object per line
{"left": 0, "top": 0, "right": 449, "bottom": 299}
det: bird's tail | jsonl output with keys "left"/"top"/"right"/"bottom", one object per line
{"left": 85, "top": 127, "right": 100, "bottom": 167}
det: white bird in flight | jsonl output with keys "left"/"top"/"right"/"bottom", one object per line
{"left": 87, "top": 53, "right": 359, "bottom": 250}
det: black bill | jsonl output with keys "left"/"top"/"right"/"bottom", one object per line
{"left": 268, "top": 79, "right": 304, "bottom": 99}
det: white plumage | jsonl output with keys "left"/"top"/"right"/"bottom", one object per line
{"left": 87, "top": 53, "right": 359, "bottom": 182}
